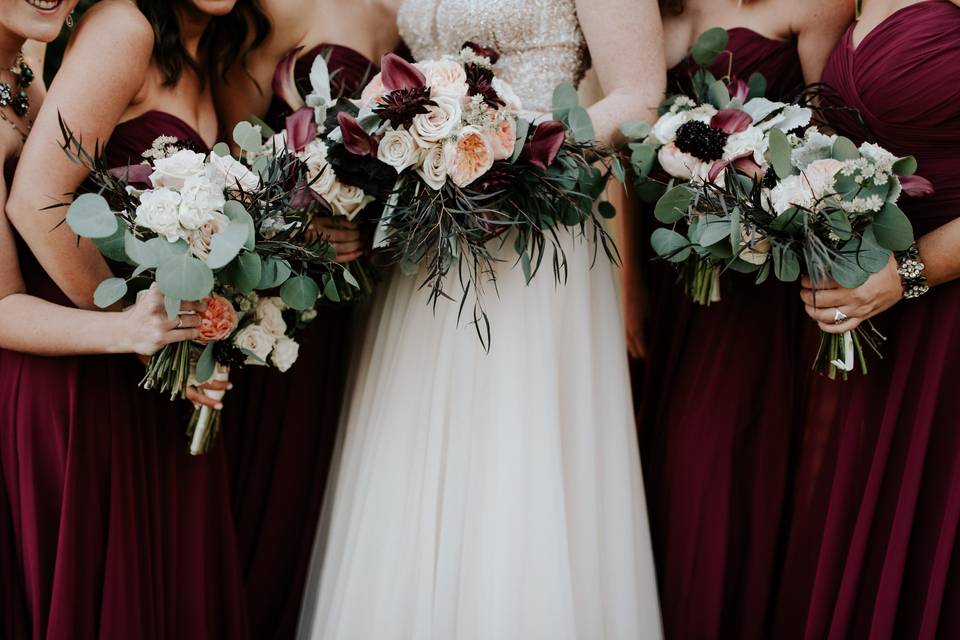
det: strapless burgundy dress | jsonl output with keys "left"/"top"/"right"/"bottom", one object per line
{"left": 637, "top": 29, "right": 806, "bottom": 640}
{"left": 219, "top": 44, "right": 377, "bottom": 640}
{"left": 0, "top": 112, "right": 248, "bottom": 640}
{"left": 774, "top": 4, "right": 960, "bottom": 638}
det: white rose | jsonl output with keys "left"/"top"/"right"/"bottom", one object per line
{"left": 177, "top": 174, "right": 226, "bottom": 230}
{"left": 234, "top": 323, "right": 276, "bottom": 364}
{"left": 769, "top": 175, "right": 816, "bottom": 214}
{"left": 739, "top": 225, "right": 772, "bottom": 266}
{"left": 658, "top": 143, "right": 700, "bottom": 180}
{"left": 330, "top": 184, "right": 374, "bottom": 221}
{"left": 412, "top": 95, "right": 462, "bottom": 145}
{"left": 417, "top": 142, "right": 448, "bottom": 190}
{"left": 492, "top": 77, "right": 523, "bottom": 113}
{"left": 255, "top": 297, "right": 288, "bottom": 337}
{"left": 377, "top": 128, "right": 420, "bottom": 173}
{"left": 301, "top": 140, "right": 339, "bottom": 197}
{"left": 270, "top": 336, "right": 300, "bottom": 373}
{"left": 135, "top": 187, "right": 184, "bottom": 242}
{"left": 416, "top": 59, "right": 468, "bottom": 97}
{"left": 207, "top": 152, "right": 262, "bottom": 193}
{"left": 724, "top": 127, "right": 769, "bottom": 167}
{"left": 186, "top": 211, "right": 229, "bottom": 260}
{"left": 149, "top": 149, "right": 207, "bottom": 189}
{"left": 300, "top": 139, "right": 328, "bottom": 170}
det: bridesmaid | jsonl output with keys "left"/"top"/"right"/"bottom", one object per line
{"left": 215, "top": 2, "right": 401, "bottom": 637}
{"left": 775, "top": 1, "right": 960, "bottom": 638}
{"left": 2, "top": 0, "right": 267, "bottom": 637}
{"left": 633, "top": 1, "right": 852, "bottom": 638}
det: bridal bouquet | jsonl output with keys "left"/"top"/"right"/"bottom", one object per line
{"left": 324, "top": 43, "right": 618, "bottom": 347}
{"left": 61, "top": 122, "right": 338, "bottom": 452}
{"left": 622, "top": 27, "right": 810, "bottom": 304}
{"left": 656, "top": 124, "right": 930, "bottom": 378}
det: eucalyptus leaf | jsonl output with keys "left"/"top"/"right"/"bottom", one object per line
{"left": 164, "top": 294, "right": 180, "bottom": 321}
{"left": 156, "top": 254, "right": 214, "bottom": 301}
{"left": 598, "top": 201, "right": 617, "bottom": 220}
{"left": 342, "top": 268, "right": 360, "bottom": 289}
{"left": 280, "top": 275, "right": 320, "bottom": 310}
{"left": 195, "top": 342, "right": 216, "bottom": 384}
{"left": 698, "top": 215, "right": 730, "bottom": 246}
{"left": 257, "top": 256, "right": 293, "bottom": 289}
{"left": 94, "top": 219, "right": 129, "bottom": 263}
{"left": 691, "top": 27, "right": 729, "bottom": 66}
{"left": 629, "top": 143, "right": 657, "bottom": 178}
{"left": 620, "top": 120, "right": 652, "bottom": 140}
{"left": 707, "top": 80, "right": 731, "bottom": 109}
{"left": 651, "top": 228, "right": 692, "bottom": 263}
{"left": 772, "top": 245, "right": 801, "bottom": 282}
{"left": 206, "top": 222, "right": 250, "bottom": 269}
{"left": 222, "top": 250, "right": 262, "bottom": 294}
{"left": 66, "top": 194, "right": 118, "bottom": 239}
{"left": 832, "top": 136, "right": 860, "bottom": 161}
{"left": 249, "top": 114, "right": 275, "bottom": 139}
{"left": 568, "top": 106, "right": 595, "bottom": 143}
{"left": 511, "top": 118, "right": 530, "bottom": 163}
{"left": 654, "top": 185, "right": 692, "bottom": 224}
{"left": 853, "top": 228, "right": 893, "bottom": 273}
{"left": 747, "top": 72, "right": 767, "bottom": 99}
{"left": 766, "top": 128, "right": 793, "bottom": 179}
{"left": 830, "top": 252, "right": 871, "bottom": 288}
{"left": 321, "top": 273, "right": 340, "bottom": 303}
{"left": 233, "top": 121, "right": 263, "bottom": 154}
{"left": 892, "top": 156, "right": 918, "bottom": 177}
{"left": 211, "top": 142, "right": 231, "bottom": 157}
{"left": 93, "top": 277, "right": 128, "bottom": 308}
{"left": 611, "top": 156, "right": 626, "bottom": 183}
{"left": 224, "top": 200, "right": 256, "bottom": 251}
{"left": 873, "top": 202, "right": 915, "bottom": 251}
{"left": 552, "top": 82, "right": 580, "bottom": 117}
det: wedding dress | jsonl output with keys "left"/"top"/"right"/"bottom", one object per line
{"left": 297, "top": 1, "right": 662, "bottom": 638}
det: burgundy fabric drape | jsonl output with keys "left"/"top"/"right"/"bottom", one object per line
{"left": 0, "top": 111, "right": 249, "bottom": 639}
{"left": 775, "top": 3, "right": 960, "bottom": 638}
{"left": 637, "top": 28, "right": 807, "bottom": 640}
{"left": 221, "top": 44, "right": 376, "bottom": 640}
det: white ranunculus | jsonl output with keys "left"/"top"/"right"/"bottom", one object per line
{"left": 658, "top": 143, "right": 699, "bottom": 180}
{"left": 651, "top": 105, "right": 716, "bottom": 145}
{"left": 330, "top": 184, "right": 374, "bottom": 221}
{"left": 739, "top": 225, "right": 772, "bottom": 265}
{"left": 207, "top": 152, "right": 262, "bottom": 193}
{"left": 254, "top": 296, "right": 288, "bottom": 337}
{"left": 417, "top": 142, "right": 448, "bottom": 190}
{"left": 769, "top": 174, "right": 817, "bottom": 214}
{"left": 135, "top": 187, "right": 184, "bottom": 242}
{"left": 186, "top": 211, "right": 230, "bottom": 260}
{"left": 412, "top": 95, "right": 462, "bottom": 145}
{"left": 177, "top": 174, "right": 226, "bottom": 230}
{"left": 149, "top": 149, "right": 207, "bottom": 189}
{"left": 724, "top": 127, "right": 769, "bottom": 166}
{"left": 271, "top": 336, "right": 300, "bottom": 373}
{"left": 234, "top": 323, "right": 276, "bottom": 364}
{"left": 416, "top": 59, "right": 468, "bottom": 97}
{"left": 377, "top": 128, "right": 420, "bottom": 173}
{"left": 492, "top": 77, "right": 523, "bottom": 113}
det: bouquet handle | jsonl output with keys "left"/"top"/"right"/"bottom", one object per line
{"left": 189, "top": 365, "right": 229, "bottom": 456}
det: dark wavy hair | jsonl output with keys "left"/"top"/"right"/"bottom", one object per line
{"left": 137, "top": 0, "right": 270, "bottom": 85}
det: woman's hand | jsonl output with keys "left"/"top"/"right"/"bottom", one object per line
{"left": 122, "top": 286, "right": 206, "bottom": 356}
{"left": 186, "top": 374, "right": 232, "bottom": 410}
{"left": 800, "top": 255, "right": 904, "bottom": 333}
{"left": 309, "top": 218, "right": 364, "bottom": 263}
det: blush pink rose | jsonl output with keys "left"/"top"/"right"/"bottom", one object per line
{"left": 360, "top": 72, "right": 387, "bottom": 106}
{"left": 802, "top": 158, "right": 845, "bottom": 196}
{"left": 658, "top": 143, "right": 700, "bottom": 180}
{"left": 196, "top": 295, "right": 238, "bottom": 343}
{"left": 484, "top": 117, "right": 517, "bottom": 161}
{"left": 444, "top": 126, "right": 495, "bottom": 187}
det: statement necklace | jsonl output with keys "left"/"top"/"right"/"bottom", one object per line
{"left": 0, "top": 52, "right": 34, "bottom": 141}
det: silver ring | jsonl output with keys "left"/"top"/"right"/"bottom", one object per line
{"left": 833, "top": 308, "right": 849, "bottom": 324}
{"left": 176, "top": 315, "right": 184, "bottom": 329}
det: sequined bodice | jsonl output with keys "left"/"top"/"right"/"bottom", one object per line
{"left": 398, "top": 0, "right": 588, "bottom": 114}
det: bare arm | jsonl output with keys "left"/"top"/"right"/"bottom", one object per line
{"left": 6, "top": 1, "right": 154, "bottom": 310}
{"left": 577, "top": 0, "right": 666, "bottom": 148}
{"left": 793, "top": 0, "right": 855, "bottom": 83}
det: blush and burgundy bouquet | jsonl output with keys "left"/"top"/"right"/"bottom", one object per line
{"left": 325, "top": 43, "right": 619, "bottom": 347}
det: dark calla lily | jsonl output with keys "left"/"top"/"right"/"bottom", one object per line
{"left": 109, "top": 164, "right": 154, "bottom": 187}
{"left": 462, "top": 41, "right": 501, "bottom": 65}
{"left": 337, "top": 112, "right": 378, "bottom": 157}
{"left": 523, "top": 120, "right": 567, "bottom": 170}
{"left": 273, "top": 47, "right": 306, "bottom": 111}
{"left": 900, "top": 174, "right": 935, "bottom": 198}
{"left": 710, "top": 109, "right": 753, "bottom": 135}
{"left": 285, "top": 107, "right": 317, "bottom": 153}
{"left": 291, "top": 181, "right": 330, "bottom": 212}
{"left": 727, "top": 78, "right": 750, "bottom": 103}
{"left": 380, "top": 53, "right": 426, "bottom": 91}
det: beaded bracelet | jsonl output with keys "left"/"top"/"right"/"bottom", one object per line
{"left": 895, "top": 243, "right": 930, "bottom": 299}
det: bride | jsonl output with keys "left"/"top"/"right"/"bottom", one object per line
{"left": 298, "top": 0, "right": 666, "bottom": 638}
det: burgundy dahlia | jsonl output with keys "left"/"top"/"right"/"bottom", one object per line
{"left": 374, "top": 87, "right": 437, "bottom": 129}
{"left": 465, "top": 63, "right": 505, "bottom": 110}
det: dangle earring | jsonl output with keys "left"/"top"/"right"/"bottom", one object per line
{"left": 66, "top": 11, "right": 75, "bottom": 29}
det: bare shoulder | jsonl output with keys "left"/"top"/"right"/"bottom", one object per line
{"left": 75, "top": 0, "right": 154, "bottom": 57}
{"left": 789, "top": 0, "right": 855, "bottom": 35}
{"left": 257, "top": 0, "right": 308, "bottom": 48}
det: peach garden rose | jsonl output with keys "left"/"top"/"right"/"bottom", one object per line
{"left": 444, "top": 126, "right": 495, "bottom": 187}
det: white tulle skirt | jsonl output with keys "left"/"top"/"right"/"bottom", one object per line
{"left": 296, "top": 231, "right": 662, "bottom": 640}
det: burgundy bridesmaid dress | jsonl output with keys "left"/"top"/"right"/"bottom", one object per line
{"left": 219, "top": 44, "right": 377, "bottom": 640}
{"left": 0, "top": 112, "right": 248, "bottom": 640}
{"left": 774, "top": 4, "right": 960, "bottom": 638}
{"left": 637, "top": 29, "right": 806, "bottom": 640}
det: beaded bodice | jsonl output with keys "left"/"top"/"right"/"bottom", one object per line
{"left": 398, "top": 0, "right": 588, "bottom": 114}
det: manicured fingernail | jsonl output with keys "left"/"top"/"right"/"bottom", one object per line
{"left": 227, "top": 383, "right": 234, "bottom": 390}
{"left": 216, "top": 403, "right": 224, "bottom": 410}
